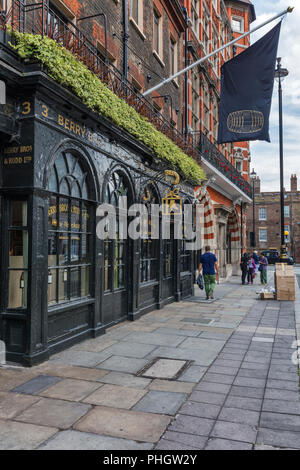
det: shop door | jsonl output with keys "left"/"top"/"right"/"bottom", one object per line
{"left": 162, "top": 223, "right": 175, "bottom": 301}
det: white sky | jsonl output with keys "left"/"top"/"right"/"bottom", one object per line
{"left": 246, "top": 0, "right": 299, "bottom": 192}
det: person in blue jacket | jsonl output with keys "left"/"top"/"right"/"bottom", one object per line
{"left": 198, "top": 246, "right": 219, "bottom": 300}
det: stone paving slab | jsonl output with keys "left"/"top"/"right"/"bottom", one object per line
{"left": 31, "top": 364, "right": 109, "bottom": 382}
{"left": 159, "top": 430, "right": 207, "bottom": 449}
{"left": 12, "top": 375, "right": 62, "bottom": 395}
{"left": 210, "top": 420, "right": 257, "bottom": 443}
{"left": 15, "top": 398, "right": 91, "bottom": 429}
{"left": 257, "top": 428, "right": 300, "bottom": 449}
{"left": 133, "top": 390, "right": 187, "bottom": 415}
{"left": 101, "top": 341, "right": 157, "bottom": 359}
{"left": 74, "top": 406, "right": 170, "bottom": 443}
{"left": 177, "top": 366, "right": 207, "bottom": 383}
{"left": 68, "top": 339, "right": 118, "bottom": 353}
{"left": 96, "top": 356, "right": 149, "bottom": 374}
{"left": 205, "top": 438, "right": 253, "bottom": 450}
{"left": 168, "top": 414, "right": 215, "bottom": 437}
{"left": 148, "top": 379, "right": 194, "bottom": 394}
{"left": 0, "top": 370, "right": 36, "bottom": 392}
{"left": 124, "top": 332, "right": 186, "bottom": 347}
{"left": 50, "top": 350, "right": 113, "bottom": 367}
{"left": 0, "top": 419, "right": 57, "bottom": 450}
{"left": 99, "top": 372, "right": 151, "bottom": 389}
{"left": 83, "top": 384, "right": 147, "bottom": 409}
{"left": 39, "top": 430, "right": 154, "bottom": 450}
{"left": 39, "top": 379, "right": 102, "bottom": 402}
{"left": 0, "top": 392, "right": 40, "bottom": 419}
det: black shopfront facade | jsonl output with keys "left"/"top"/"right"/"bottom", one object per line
{"left": 0, "top": 53, "right": 196, "bottom": 366}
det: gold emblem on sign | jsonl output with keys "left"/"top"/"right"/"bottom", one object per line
{"left": 162, "top": 188, "right": 182, "bottom": 215}
{"left": 227, "top": 110, "right": 264, "bottom": 134}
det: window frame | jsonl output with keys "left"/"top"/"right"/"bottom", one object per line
{"left": 259, "top": 207, "right": 267, "bottom": 221}
{"left": 259, "top": 228, "right": 267, "bottom": 242}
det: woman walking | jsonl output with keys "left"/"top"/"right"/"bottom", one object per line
{"left": 259, "top": 253, "right": 268, "bottom": 285}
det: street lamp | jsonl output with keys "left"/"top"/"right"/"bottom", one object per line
{"left": 250, "top": 168, "right": 257, "bottom": 248}
{"left": 275, "top": 57, "right": 289, "bottom": 261}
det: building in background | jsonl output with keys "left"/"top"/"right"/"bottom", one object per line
{"left": 0, "top": 0, "right": 254, "bottom": 364}
{"left": 247, "top": 174, "right": 300, "bottom": 263}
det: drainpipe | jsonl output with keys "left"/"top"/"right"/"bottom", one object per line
{"left": 123, "top": 0, "right": 129, "bottom": 81}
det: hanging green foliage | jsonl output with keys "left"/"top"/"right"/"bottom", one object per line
{"left": 10, "top": 31, "right": 206, "bottom": 184}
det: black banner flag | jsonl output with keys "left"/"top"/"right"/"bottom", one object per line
{"left": 218, "top": 22, "right": 281, "bottom": 144}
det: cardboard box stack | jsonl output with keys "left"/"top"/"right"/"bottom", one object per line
{"left": 274, "top": 264, "right": 295, "bottom": 301}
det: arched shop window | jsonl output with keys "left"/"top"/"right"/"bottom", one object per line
{"left": 103, "top": 171, "right": 130, "bottom": 291}
{"left": 140, "top": 184, "right": 159, "bottom": 283}
{"left": 48, "top": 151, "right": 92, "bottom": 306}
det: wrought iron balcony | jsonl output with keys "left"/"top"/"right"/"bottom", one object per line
{"left": 198, "top": 132, "right": 251, "bottom": 196}
{"left": 0, "top": 0, "right": 252, "bottom": 198}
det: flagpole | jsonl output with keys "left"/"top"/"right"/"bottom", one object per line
{"left": 143, "top": 7, "right": 294, "bottom": 97}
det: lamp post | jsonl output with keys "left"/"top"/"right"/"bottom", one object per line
{"left": 275, "top": 57, "right": 289, "bottom": 261}
{"left": 250, "top": 169, "right": 257, "bottom": 248}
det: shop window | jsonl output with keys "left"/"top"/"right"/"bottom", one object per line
{"left": 140, "top": 184, "right": 159, "bottom": 284}
{"left": 7, "top": 201, "right": 28, "bottom": 309}
{"left": 48, "top": 152, "right": 92, "bottom": 306}
{"left": 104, "top": 172, "right": 130, "bottom": 292}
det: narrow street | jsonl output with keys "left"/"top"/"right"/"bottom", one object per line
{"left": 0, "top": 268, "right": 299, "bottom": 450}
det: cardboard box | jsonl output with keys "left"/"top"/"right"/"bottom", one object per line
{"left": 274, "top": 264, "right": 295, "bottom": 301}
{"left": 260, "top": 292, "right": 275, "bottom": 300}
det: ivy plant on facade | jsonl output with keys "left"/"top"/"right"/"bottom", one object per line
{"left": 11, "top": 31, "right": 206, "bottom": 185}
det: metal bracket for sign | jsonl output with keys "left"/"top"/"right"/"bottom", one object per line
{"left": 143, "top": 7, "right": 294, "bottom": 97}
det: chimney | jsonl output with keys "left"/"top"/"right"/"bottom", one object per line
{"left": 291, "top": 174, "right": 297, "bottom": 192}
{"left": 254, "top": 176, "right": 261, "bottom": 194}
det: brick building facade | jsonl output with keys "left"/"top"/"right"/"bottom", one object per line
{"left": 247, "top": 174, "right": 300, "bottom": 263}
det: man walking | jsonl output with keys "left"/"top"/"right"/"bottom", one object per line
{"left": 198, "top": 246, "right": 219, "bottom": 300}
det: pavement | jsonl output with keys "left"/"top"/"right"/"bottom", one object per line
{"left": 0, "top": 267, "right": 299, "bottom": 450}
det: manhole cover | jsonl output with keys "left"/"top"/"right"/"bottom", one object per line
{"left": 137, "top": 358, "right": 192, "bottom": 380}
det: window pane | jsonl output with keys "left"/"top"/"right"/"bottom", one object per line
{"left": 59, "top": 198, "right": 69, "bottom": 231}
{"left": 9, "top": 230, "right": 28, "bottom": 269}
{"left": 70, "top": 267, "right": 80, "bottom": 299}
{"left": 81, "top": 266, "right": 90, "bottom": 297}
{"left": 58, "top": 234, "right": 69, "bottom": 266}
{"left": 71, "top": 200, "right": 80, "bottom": 232}
{"left": 58, "top": 268, "right": 69, "bottom": 303}
{"left": 48, "top": 269, "right": 57, "bottom": 306}
{"left": 81, "top": 235, "right": 90, "bottom": 264}
{"left": 71, "top": 235, "right": 80, "bottom": 264}
{"left": 48, "top": 232, "right": 57, "bottom": 267}
{"left": 82, "top": 202, "right": 91, "bottom": 232}
{"left": 11, "top": 201, "right": 27, "bottom": 227}
{"left": 8, "top": 270, "right": 27, "bottom": 308}
{"left": 48, "top": 196, "right": 58, "bottom": 230}
{"left": 49, "top": 169, "right": 58, "bottom": 193}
